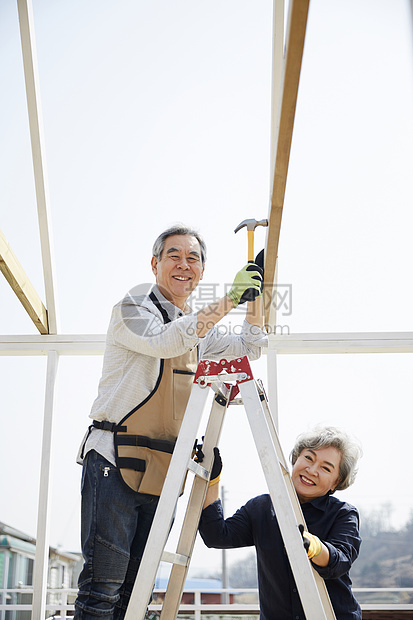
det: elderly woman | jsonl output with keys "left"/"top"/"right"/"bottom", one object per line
{"left": 199, "top": 426, "right": 363, "bottom": 620}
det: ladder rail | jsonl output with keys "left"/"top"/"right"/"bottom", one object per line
{"left": 259, "top": 390, "right": 337, "bottom": 617}
{"left": 124, "top": 385, "right": 211, "bottom": 620}
{"left": 160, "top": 385, "right": 231, "bottom": 620}
{"left": 239, "top": 378, "right": 336, "bottom": 620}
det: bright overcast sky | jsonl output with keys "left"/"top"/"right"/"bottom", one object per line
{"left": 1, "top": 0, "right": 413, "bottom": 576}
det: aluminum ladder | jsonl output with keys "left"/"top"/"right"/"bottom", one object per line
{"left": 124, "top": 355, "right": 336, "bottom": 620}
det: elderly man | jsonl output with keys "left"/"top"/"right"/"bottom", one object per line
{"left": 74, "top": 224, "right": 266, "bottom": 619}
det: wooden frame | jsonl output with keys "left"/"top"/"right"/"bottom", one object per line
{"left": 0, "top": 228, "right": 48, "bottom": 334}
{"left": 1, "top": 1, "right": 412, "bottom": 617}
{"left": 17, "top": 0, "right": 58, "bottom": 334}
{"left": 1, "top": 333, "right": 413, "bottom": 356}
{"left": 264, "top": 0, "right": 310, "bottom": 326}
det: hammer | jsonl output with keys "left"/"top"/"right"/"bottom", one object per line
{"left": 234, "top": 218, "right": 268, "bottom": 262}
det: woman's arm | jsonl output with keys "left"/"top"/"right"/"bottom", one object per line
{"left": 310, "top": 506, "right": 361, "bottom": 579}
{"left": 311, "top": 542, "right": 330, "bottom": 567}
{"left": 199, "top": 448, "right": 254, "bottom": 550}
{"left": 199, "top": 495, "right": 255, "bottom": 550}
{"left": 203, "top": 478, "right": 220, "bottom": 509}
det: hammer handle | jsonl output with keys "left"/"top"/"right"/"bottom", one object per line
{"left": 247, "top": 230, "right": 254, "bottom": 262}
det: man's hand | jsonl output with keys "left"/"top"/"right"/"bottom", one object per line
{"left": 299, "top": 524, "right": 322, "bottom": 559}
{"left": 228, "top": 263, "right": 263, "bottom": 307}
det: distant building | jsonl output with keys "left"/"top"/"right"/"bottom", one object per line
{"left": 0, "top": 521, "right": 81, "bottom": 619}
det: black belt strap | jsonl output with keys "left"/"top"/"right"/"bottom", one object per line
{"left": 93, "top": 420, "right": 127, "bottom": 433}
{"left": 116, "top": 434, "right": 176, "bottom": 454}
{"left": 117, "top": 457, "right": 146, "bottom": 472}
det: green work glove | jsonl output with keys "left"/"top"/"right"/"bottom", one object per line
{"left": 227, "top": 263, "right": 263, "bottom": 307}
{"left": 299, "top": 524, "right": 322, "bottom": 559}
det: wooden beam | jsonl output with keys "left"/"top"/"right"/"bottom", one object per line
{"left": 0, "top": 332, "right": 413, "bottom": 356}
{"left": 17, "top": 0, "right": 58, "bottom": 333}
{"left": 0, "top": 334, "right": 106, "bottom": 355}
{"left": 0, "top": 228, "right": 48, "bottom": 334}
{"left": 264, "top": 0, "right": 310, "bottom": 325}
{"left": 270, "top": 0, "right": 285, "bottom": 178}
{"left": 268, "top": 332, "right": 413, "bottom": 354}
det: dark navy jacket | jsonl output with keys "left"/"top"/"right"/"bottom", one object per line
{"left": 199, "top": 493, "right": 362, "bottom": 620}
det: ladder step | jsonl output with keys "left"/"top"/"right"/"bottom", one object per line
{"left": 187, "top": 459, "right": 209, "bottom": 479}
{"left": 196, "top": 371, "right": 247, "bottom": 387}
{"left": 161, "top": 550, "right": 190, "bottom": 567}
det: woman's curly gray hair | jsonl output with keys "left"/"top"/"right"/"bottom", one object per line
{"left": 152, "top": 224, "right": 207, "bottom": 265}
{"left": 290, "top": 425, "right": 362, "bottom": 492}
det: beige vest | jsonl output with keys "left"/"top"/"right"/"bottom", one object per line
{"left": 115, "top": 346, "right": 198, "bottom": 495}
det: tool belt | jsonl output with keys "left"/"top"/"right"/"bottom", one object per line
{"left": 93, "top": 420, "right": 179, "bottom": 496}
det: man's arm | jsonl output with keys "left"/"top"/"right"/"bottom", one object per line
{"left": 112, "top": 262, "right": 264, "bottom": 355}
{"left": 246, "top": 296, "right": 264, "bottom": 330}
{"left": 196, "top": 295, "right": 235, "bottom": 338}
{"left": 196, "top": 263, "right": 263, "bottom": 338}
{"left": 196, "top": 297, "right": 263, "bottom": 338}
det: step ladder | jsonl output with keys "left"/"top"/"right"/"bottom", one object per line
{"left": 124, "top": 356, "right": 336, "bottom": 620}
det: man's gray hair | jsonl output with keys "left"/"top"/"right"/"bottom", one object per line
{"left": 152, "top": 224, "right": 207, "bottom": 264}
{"left": 290, "top": 425, "right": 363, "bottom": 492}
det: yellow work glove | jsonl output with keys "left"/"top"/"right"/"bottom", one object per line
{"left": 299, "top": 524, "right": 322, "bottom": 559}
{"left": 227, "top": 263, "right": 263, "bottom": 307}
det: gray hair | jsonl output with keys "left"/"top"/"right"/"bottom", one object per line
{"left": 152, "top": 224, "right": 207, "bottom": 264}
{"left": 290, "top": 425, "right": 362, "bottom": 492}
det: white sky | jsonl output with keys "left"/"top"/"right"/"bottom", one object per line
{"left": 1, "top": 0, "right": 413, "bottom": 577}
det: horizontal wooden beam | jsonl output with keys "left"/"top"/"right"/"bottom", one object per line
{"left": 0, "top": 333, "right": 412, "bottom": 356}
{"left": 0, "top": 228, "right": 48, "bottom": 334}
{"left": 268, "top": 332, "right": 413, "bottom": 354}
{"left": 0, "top": 334, "right": 105, "bottom": 356}
{"left": 264, "top": 0, "right": 310, "bottom": 325}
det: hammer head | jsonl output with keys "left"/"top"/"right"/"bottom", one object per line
{"left": 234, "top": 218, "right": 268, "bottom": 233}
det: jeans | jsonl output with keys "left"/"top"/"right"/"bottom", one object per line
{"left": 74, "top": 450, "right": 159, "bottom": 619}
